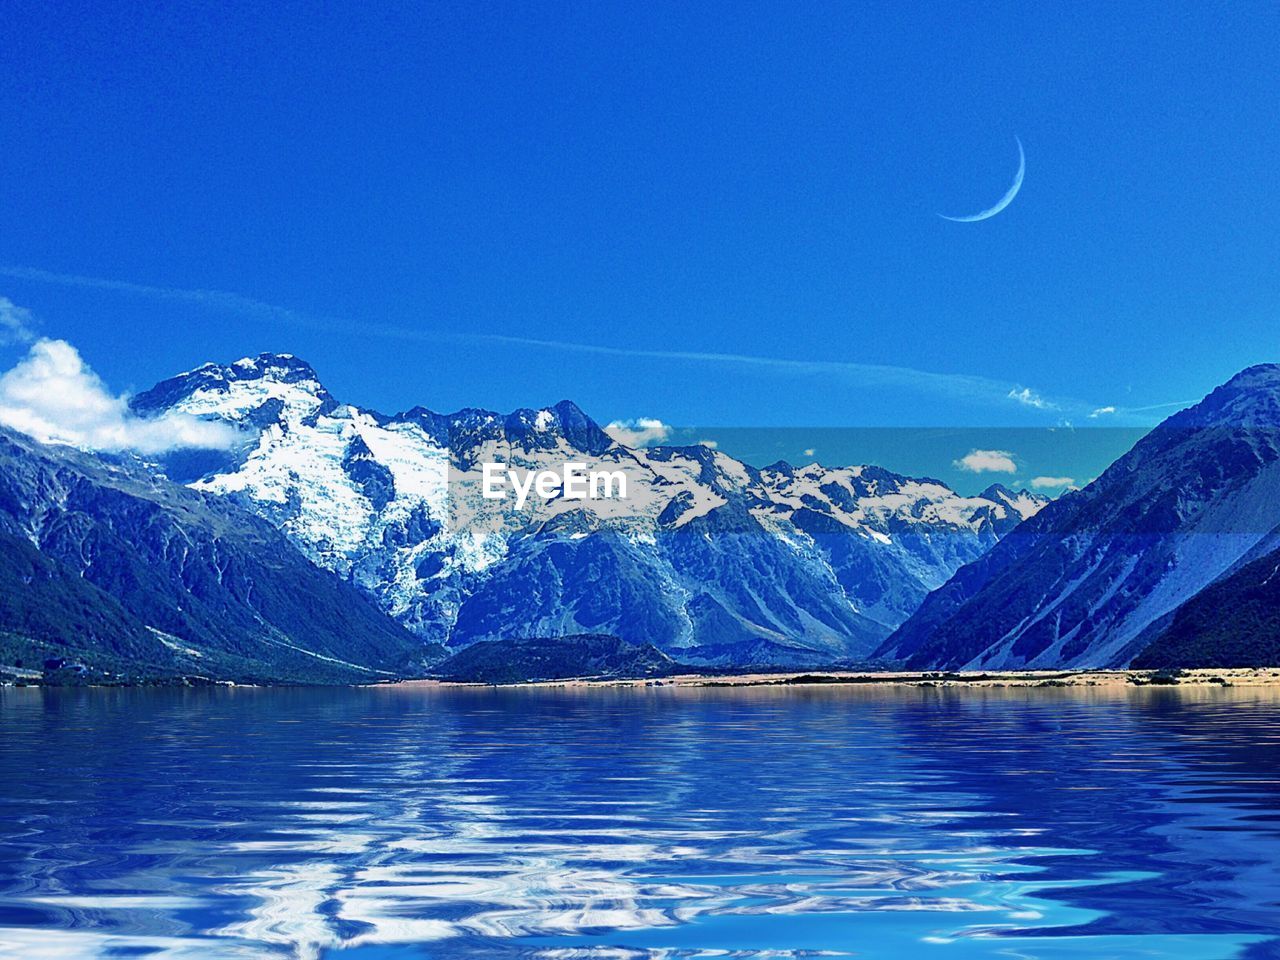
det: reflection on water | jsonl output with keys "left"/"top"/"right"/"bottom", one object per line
{"left": 2, "top": 684, "right": 1280, "bottom": 958}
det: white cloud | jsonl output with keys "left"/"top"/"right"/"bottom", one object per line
{"left": 803, "top": 448, "right": 816, "bottom": 458}
{"left": 1031, "top": 475, "right": 1075, "bottom": 489}
{"left": 1089, "top": 405, "right": 1117, "bottom": 418}
{"left": 954, "top": 449, "right": 1018, "bottom": 474}
{"left": 0, "top": 297, "right": 35, "bottom": 345}
{"left": 604, "top": 417, "right": 671, "bottom": 448}
{"left": 698, "top": 439, "right": 718, "bottom": 449}
{"left": 1007, "top": 386, "right": 1052, "bottom": 410}
{"left": 0, "top": 338, "right": 240, "bottom": 454}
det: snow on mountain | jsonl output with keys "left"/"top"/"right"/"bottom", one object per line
{"left": 979, "top": 483, "right": 1046, "bottom": 522}
{"left": 133, "top": 353, "right": 1046, "bottom": 666}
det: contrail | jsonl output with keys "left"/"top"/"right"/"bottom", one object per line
{"left": 1, "top": 262, "right": 1104, "bottom": 416}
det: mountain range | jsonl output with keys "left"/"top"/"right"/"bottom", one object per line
{"left": 129, "top": 353, "right": 1043, "bottom": 668}
{"left": 5, "top": 353, "right": 1280, "bottom": 684}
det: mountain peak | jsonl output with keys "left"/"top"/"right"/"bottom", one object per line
{"left": 132, "top": 354, "right": 329, "bottom": 415}
{"left": 547, "top": 399, "right": 613, "bottom": 454}
{"left": 488, "top": 400, "right": 612, "bottom": 456}
{"left": 1162, "top": 363, "right": 1280, "bottom": 430}
{"left": 227, "top": 352, "right": 322, "bottom": 382}
{"left": 1223, "top": 362, "right": 1280, "bottom": 384}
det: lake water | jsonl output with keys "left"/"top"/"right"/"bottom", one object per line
{"left": 2, "top": 683, "right": 1280, "bottom": 959}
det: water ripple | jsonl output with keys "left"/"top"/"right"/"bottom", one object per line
{"left": 2, "top": 685, "right": 1280, "bottom": 958}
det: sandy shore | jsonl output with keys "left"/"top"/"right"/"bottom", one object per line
{"left": 395, "top": 666, "right": 1280, "bottom": 691}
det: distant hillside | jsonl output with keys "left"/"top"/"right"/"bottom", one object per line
{"left": 433, "top": 634, "right": 676, "bottom": 683}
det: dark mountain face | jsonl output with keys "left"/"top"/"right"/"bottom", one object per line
{"left": 1134, "top": 534, "right": 1280, "bottom": 669}
{"left": 0, "top": 528, "right": 178, "bottom": 682}
{"left": 0, "top": 427, "right": 439, "bottom": 684}
{"left": 880, "top": 364, "right": 1280, "bottom": 670}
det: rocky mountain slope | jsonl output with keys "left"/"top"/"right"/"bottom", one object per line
{"left": 133, "top": 353, "right": 1046, "bottom": 667}
{"left": 1133, "top": 531, "right": 1280, "bottom": 669}
{"left": 0, "top": 426, "right": 436, "bottom": 683}
{"left": 880, "top": 364, "right": 1280, "bottom": 669}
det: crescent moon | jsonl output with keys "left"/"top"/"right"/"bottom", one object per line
{"left": 939, "top": 137, "right": 1025, "bottom": 223}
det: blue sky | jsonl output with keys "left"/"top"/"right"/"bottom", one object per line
{"left": 1, "top": 2, "right": 1277, "bottom": 487}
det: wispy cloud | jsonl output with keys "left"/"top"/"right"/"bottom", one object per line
{"left": 0, "top": 265, "right": 311, "bottom": 327}
{"left": 1089, "top": 405, "right": 1116, "bottom": 418}
{"left": 1008, "top": 386, "right": 1052, "bottom": 410}
{"left": 604, "top": 417, "right": 671, "bottom": 448}
{"left": 0, "top": 296, "right": 36, "bottom": 345}
{"left": 1118, "top": 400, "right": 1197, "bottom": 414}
{"left": 1, "top": 264, "right": 1091, "bottom": 415}
{"left": 486, "top": 334, "right": 1065, "bottom": 412}
{"left": 0, "top": 337, "right": 240, "bottom": 454}
{"left": 955, "top": 449, "right": 1018, "bottom": 474}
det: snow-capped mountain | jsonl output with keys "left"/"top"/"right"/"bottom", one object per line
{"left": 133, "top": 353, "right": 1046, "bottom": 666}
{"left": 880, "top": 364, "right": 1280, "bottom": 670}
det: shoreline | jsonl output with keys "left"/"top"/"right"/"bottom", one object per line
{"left": 397, "top": 666, "right": 1280, "bottom": 691}
{"left": 10, "top": 666, "right": 1280, "bottom": 692}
